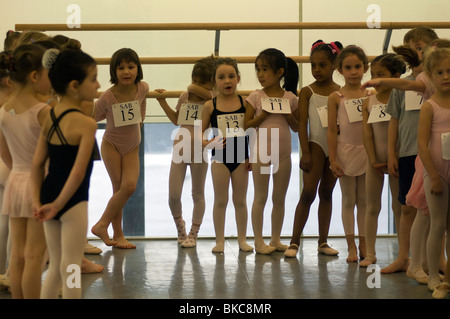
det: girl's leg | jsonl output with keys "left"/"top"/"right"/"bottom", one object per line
{"left": 424, "top": 174, "right": 449, "bottom": 291}
{"left": 316, "top": 157, "right": 338, "bottom": 253}
{"left": 360, "top": 164, "right": 383, "bottom": 266}
{"left": 60, "top": 202, "right": 88, "bottom": 299}
{"left": 23, "top": 217, "right": 46, "bottom": 299}
{"left": 339, "top": 175, "right": 358, "bottom": 262}
{"left": 270, "top": 156, "right": 292, "bottom": 251}
{"left": 181, "top": 161, "right": 208, "bottom": 248}
{"left": 168, "top": 161, "right": 188, "bottom": 243}
{"left": 0, "top": 185, "right": 10, "bottom": 274}
{"left": 41, "top": 219, "right": 62, "bottom": 299}
{"left": 111, "top": 147, "right": 140, "bottom": 248}
{"left": 251, "top": 160, "right": 273, "bottom": 254}
{"left": 407, "top": 210, "right": 429, "bottom": 284}
{"left": 211, "top": 162, "right": 231, "bottom": 253}
{"left": 355, "top": 174, "right": 367, "bottom": 259}
{"left": 289, "top": 143, "right": 325, "bottom": 249}
{"left": 230, "top": 163, "right": 252, "bottom": 252}
{"left": 92, "top": 140, "right": 122, "bottom": 246}
{"left": 8, "top": 217, "right": 26, "bottom": 298}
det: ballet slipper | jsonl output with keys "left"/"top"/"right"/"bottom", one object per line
{"left": 270, "top": 241, "right": 288, "bottom": 252}
{"left": 84, "top": 241, "right": 102, "bottom": 255}
{"left": 432, "top": 282, "right": 450, "bottom": 299}
{"left": 406, "top": 265, "right": 428, "bottom": 285}
{"left": 428, "top": 276, "right": 442, "bottom": 292}
{"left": 181, "top": 232, "right": 197, "bottom": 248}
{"left": 238, "top": 242, "right": 254, "bottom": 252}
{"left": 212, "top": 242, "right": 225, "bottom": 254}
{"left": 317, "top": 242, "right": 339, "bottom": 256}
{"left": 174, "top": 218, "right": 187, "bottom": 244}
{"left": 284, "top": 244, "right": 299, "bottom": 258}
{"left": 255, "top": 243, "right": 276, "bottom": 255}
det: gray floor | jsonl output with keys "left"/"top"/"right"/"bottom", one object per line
{"left": 0, "top": 237, "right": 438, "bottom": 302}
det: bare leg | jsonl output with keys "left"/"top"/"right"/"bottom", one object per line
{"left": 211, "top": 162, "right": 231, "bottom": 253}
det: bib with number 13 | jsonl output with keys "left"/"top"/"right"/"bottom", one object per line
{"left": 216, "top": 113, "right": 245, "bottom": 137}
{"left": 344, "top": 98, "right": 365, "bottom": 123}
{"left": 112, "top": 100, "right": 141, "bottom": 127}
{"left": 261, "top": 97, "right": 291, "bottom": 114}
{"left": 177, "top": 103, "right": 203, "bottom": 126}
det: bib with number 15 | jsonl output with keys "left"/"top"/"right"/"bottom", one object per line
{"left": 112, "top": 100, "right": 142, "bottom": 127}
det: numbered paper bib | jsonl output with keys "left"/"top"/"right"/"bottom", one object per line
{"left": 441, "top": 132, "right": 450, "bottom": 160}
{"left": 367, "top": 104, "right": 391, "bottom": 124}
{"left": 112, "top": 100, "right": 142, "bottom": 127}
{"left": 261, "top": 97, "right": 291, "bottom": 114}
{"left": 344, "top": 98, "right": 364, "bottom": 123}
{"left": 216, "top": 113, "right": 245, "bottom": 137}
{"left": 405, "top": 91, "right": 424, "bottom": 111}
{"left": 316, "top": 105, "right": 328, "bottom": 128}
{"left": 177, "top": 103, "right": 203, "bottom": 126}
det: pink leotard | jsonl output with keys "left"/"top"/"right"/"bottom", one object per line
{"left": 0, "top": 103, "right": 47, "bottom": 218}
{"left": 95, "top": 81, "right": 149, "bottom": 156}
{"left": 335, "top": 91, "right": 367, "bottom": 176}
{"left": 368, "top": 95, "right": 389, "bottom": 167}
{"left": 424, "top": 99, "right": 450, "bottom": 185}
{"left": 246, "top": 89, "right": 298, "bottom": 163}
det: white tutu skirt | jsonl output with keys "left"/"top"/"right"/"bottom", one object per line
{"left": 2, "top": 170, "right": 33, "bottom": 218}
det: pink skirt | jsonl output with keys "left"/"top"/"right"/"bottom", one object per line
{"left": 336, "top": 142, "right": 367, "bottom": 176}
{"left": 2, "top": 170, "right": 33, "bottom": 218}
{"left": 405, "top": 157, "right": 429, "bottom": 215}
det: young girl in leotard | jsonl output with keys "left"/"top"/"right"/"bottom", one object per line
{"left": 245, "top": 48, "right": 299, "bottom": 255}
{"left": 327, "top": 45, "right": 369, "bottom": 262}
{"left": 92, "top": 48, "right": 149, "bottom": 248}
{"left": 32, "top": 48, "right": 99, "bottom": 299}
{"left": 285, "top": 40, "right": 342, "bottom": 258}
{"left": 0, "top": 43, "right": 51, "bottom": 298}
{"left": 201, "top": 58, "right": 253, "bottom": 253}
{"left": 155, "top": 56, "right": 215, "bottom": 247}
{"left": 360, "top": 53, "right": 406, "bottom": 267}
{"left": 417, "top": 47, "right": 450, "bottom": 298}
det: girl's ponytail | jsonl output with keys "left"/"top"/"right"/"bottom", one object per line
{"left": 283, "top": 57, "right": 299, "bottom": 96}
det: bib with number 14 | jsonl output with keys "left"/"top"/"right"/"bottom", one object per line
{"left": 177, "top": 103, "right": 203, "bottom": 126}
{"left": 112, "top": 100, "right": 142, "bottom": 127}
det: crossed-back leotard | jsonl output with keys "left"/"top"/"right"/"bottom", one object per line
{"left": 210, "top": 95, "right": 249, "bottom": 173}
{"left": 40, "top": 108, "right": 94, "bottom": 220}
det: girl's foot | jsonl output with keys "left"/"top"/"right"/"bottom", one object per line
{"left": 81, "top": 258, "right": 104, "bottom": 274}
{"left": 406, "top": 265, "right": 428, "bottom": 284}
{"left": 358, "top": 236, "right": 366, "bottom": 260}
{"left": 113, "top": 236, "right": 136, "bottom": 249}
{"left": 91, "top": 224, "right": 117, "bottom": 246}
{"left": 84, "top": 241, "right": 102, "bottom": 255}
{"left": 359, "top": 255, "right": 377, "bottom": 267}
{"left": 255, "top": 242, "right": 276, "bottom": 255}
{"left": 238, "top": 241, "right": 254, "bottom": 252}
{"left": 174, "top": 217, "right": 187, "bottom": 244}
{"left": 270, "top": 241, "right": 288, "bottom": 252}
{"left": 284, "top": 244, "right": 299, "bottom": 258}
{"left": 317, "top": 243, "right": 339, "bottom": 256}
{"left": 212, "top": 242, "right": 225, "bottom": 253}
{"left": 432, "top": 282, "right": 450, "bottom": 299}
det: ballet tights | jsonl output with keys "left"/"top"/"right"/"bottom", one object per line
{"left": 41, "top": 202, "right": 88, "bottom": 299}
{"left": 251, "top": 156, "right": 292, "bottom": 254}
{"left": 210, "top": 161, "right": 252, "bottom": 253}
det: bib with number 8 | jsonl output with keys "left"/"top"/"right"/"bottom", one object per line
{"left": 112, "top": 100, "right": 141, "bottom": 127}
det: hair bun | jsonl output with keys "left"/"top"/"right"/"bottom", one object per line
{"left": 42, "top": 48, "right": 60, "bottom": 70}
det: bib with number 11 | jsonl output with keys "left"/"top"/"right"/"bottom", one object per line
{"left": 344, "top": 98, "right": 365, "bottom": 123}
{"left": 261, "top": 97, "right": 291, "bottom": 114}
{"left": 112, "top": 100, "right": 142, "bottom": 127}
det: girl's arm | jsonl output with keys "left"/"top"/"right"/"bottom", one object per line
{"left": 155, "top": 89, "right": 178, "bottom": 125}
{"left": 326, "top": 92, "right": 343, "bottom": 177}
{"left": 362, "top": 99, "right": 385, "bottom": 175}
{"left": 35, "top": 117, "right": 98, "bottom": 221}
{"left": 244, "top": 101, "right": 268, "bottom": 129}
{"left": 286, "top": 108, "right": 299, "bottom": 132}
{"left": 187, "top": 84, "right": 212, "bottom": 100}
{"left": 201, "top": 100, "right": 222, "bottom": 150}
{"left": 387, "top": 117, "right": 399, "bottom": 177}
{"left": 0, "top": 131, "right": 12, "bottom": 170}
{"left": 417, "top": 102, "right": 442, "bottom": 195}
{"left": 31, "top": 131, "right": 49, "bottom": 216}
{"left": 361, "top": 78, "right": 426, "bottom": 94}
{"left": 298, "top": 87, "right": 312, "bottom": 172}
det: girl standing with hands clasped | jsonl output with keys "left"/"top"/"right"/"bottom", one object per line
{"left": 0, "top": 44, "right": 51, "bottom": 298}
{"left": 245, "top": 48, "right": 299, "bottom": 254}
{"left": 155, "top": 56, "right": 215, "bottom": 247}
{"left": 327, "top": 45, "right": 369, "bottom": 262}
{"left": 201, "top": 58, "right": 253, "bottom": 254}
{"left": 285, "top": 40, "right": 342, "bottom": 258}
{"left": 417, "top": 47, "right": 450, "bottom": 298}
{"left": 360, "top": 53, "right": 406, "bottom": 267}
{"left": 92, "top": 48, "right": 149, "bottom": 249}
{"left": 32, "top": 48, "right": 99, "bottom": 299}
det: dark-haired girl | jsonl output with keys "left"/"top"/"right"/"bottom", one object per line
{"left": 31, "top": 48, "right": 99, "bottom": 298}
{"left": 285, "top": 40, "right": 342, "bottom": 258}
{"left": 92, "top": 48, "right": 149, "bottom": 249}
{"left": 245, "top": 48, "right": 299, "bottom": 254}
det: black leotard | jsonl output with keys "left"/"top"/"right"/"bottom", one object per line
{"left": 40, "top": 108, "right": 94, "bottom": 220}
{"left": 210, "top": 95, "right": 249, "bottom": 173}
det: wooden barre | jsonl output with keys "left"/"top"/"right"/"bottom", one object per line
{"left": 15, "top": 22, "right": 450, "bottom": 32}
{"left": 95, "top": 56, "right": 377, "bottom": 65}
{"left": 95, "top": 90, "right": 254, "bottom": 99}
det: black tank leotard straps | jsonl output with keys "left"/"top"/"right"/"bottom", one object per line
{"left": 40, "top": 108, "right": 95, "bottom": 220}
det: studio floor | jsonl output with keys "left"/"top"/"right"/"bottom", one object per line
{"left": 0, "top": 236, "right": 438, "bottom": 301}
